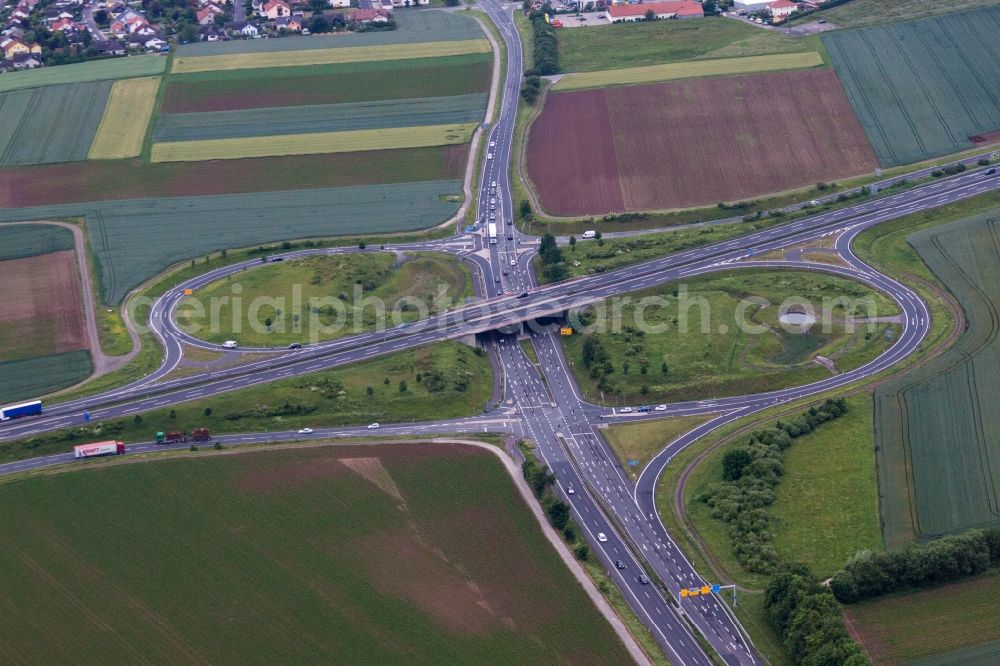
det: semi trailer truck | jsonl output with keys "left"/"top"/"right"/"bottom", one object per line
{"left": 0, "top": 400, "right": 42, "bottom": 421}
{"left": 73, "top": 441, "right": 125, "bottom": 459}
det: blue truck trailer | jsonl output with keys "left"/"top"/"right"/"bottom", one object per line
{"left": 0, "top": 400, "right": 42, "bottom": 421}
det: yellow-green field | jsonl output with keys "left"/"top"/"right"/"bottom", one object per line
{"left": 553, "top": 52, "right": 824, "bottom": 91}
{"left": 171, "top": 39, "right": 491, "bottom": 73}
{"left": 150, "top": 122, "right": 478, "bottom": 162}
{"left": 88, "top": 77, "right": 161, "bottom": 160}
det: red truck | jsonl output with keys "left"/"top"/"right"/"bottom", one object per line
{"left": 74, "top": 441, "right": 125, "bottom": 459}
{"left": 191, "top": 428, "right": 211, "bottom": 442}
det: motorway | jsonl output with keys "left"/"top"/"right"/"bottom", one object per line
{"left": 2, "top": 2, "right": 1000, "bottom": 663}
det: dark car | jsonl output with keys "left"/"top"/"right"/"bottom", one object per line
{"left": 494, "top": 276, "right": 501, "bottom": 283}
{"left": 517, "top": 292, "right": 530, "bottom": 299}
{"left": 270, "top": 257, "right": 284, "bottom": 262}
{"left": 987, "top": 168, "right": 997, "bottom": 175}
{"left": 615, "top": 560, "right": 626, "bottom": 570}
{"left": 638, "top": 406, "right": 651, "bottom": 413}
{"left": 287, "top": 343, "right": 302, "bottom": 350}
{"left": 638, "top": 574, "right": 650, "bottom": 585}
{"left": 507, "top": 234, "right": 514, "bottom": 240}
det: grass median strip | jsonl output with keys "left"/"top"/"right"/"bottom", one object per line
{"left": 554, "top": 52, "right": 824, "bottom": 91}
{"left": 171, "top": 39, "right": 491, "bottom": 73}
{"left": 88, "top": 77, "right": 160, "bottom": 160}
{"left": 150, "top": 123, "right": 478, "bottom": 162}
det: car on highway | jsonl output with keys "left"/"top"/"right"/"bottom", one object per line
{"left": 223, "top": 340, "right": 238, "bottom": 349}
{"left": 491, "top": 180, "right": 497, "bottom": 187}
{"left": 615, "top": 560, "right": 626, "bottom": 569}
{"left": 510, "top": 258, "right": 516, "bottom": 266}
{"left": 638, "top": 574, "right": 650, "bottom": 585}
{"left": 654, "top": 404, "right": 667, "bottom": 411}
{"left": 367, "top": 422, "right": 380, "bottom": 430}
{"left": 487, "top": 153, "right": 493, "bottom": 159}
{"left": 620, "top": 407, "right": 633, "bottom": 413}
{"left": 638, "top": 406, "right": 651, "bottom": 413}
{"left": 507, "top": 234, "right": 513, "bottom": 240}
{"left": 489, "top": 141, "right": 496, "bottom": 147}
{"left": 517, "top": 292, "right": 530, "bottom": 299}
{"left": 987, "top": 168, "right": 997, "bottom": 175}
{"left": 497, "top": 289, "right": 504, "bottom": 296}
{"left": 288, "top": 342, "right": 302, "bottom": 349}
{"left": 598, "top": 533, "right": 608, "bottom": 542}
{"left": 567, "top": 485, "right": 575, "bottom": 494}
{"left": 297, "top": 428, "right": 313, "bottom": 434}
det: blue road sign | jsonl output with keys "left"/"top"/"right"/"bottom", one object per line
{"left": 711, "top": 584, "right": 721, "bottom": 593}
{"left": 82, "top": 410, "right": 91, "bottom": 422}
{"left": 627, "top": 459, "right": 639, "bottom": 466}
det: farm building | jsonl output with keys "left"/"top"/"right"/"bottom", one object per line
{"left": 606, "top": 0, "right": 703, "bottom": 22}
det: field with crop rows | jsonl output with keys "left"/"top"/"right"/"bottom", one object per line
{"left": 0, "top": 55, "right": 164, "bottom": 93}
{"left": 172, "top": 38, "right": 489, "bottom": 74}
{"left": 0, "top": 146, "right": 467, "bottom": 207}
{"left": 553, "top": 52, "right": 822, "bottom": 91}
{"left": 0, "top": 180, "right": 463, "bottom": 303}
{"left": 161, "top": 54, "right": 493, "bottom": 113}
{"left": 824, "top": 7, "right": 1000, "bottom": 167}
{"left": 844, "top": 571, "right": 1000, "bottom": 664}
{"left": 874, "top": 211, "right": 1000, "bottom": 546}
{"left": 0, "top": 349, "right": 92, "bottom": 403}
{"left": 0, "top": 444, "right": 632, "bottom": 663}
{"left": 814, "top": 0, "right": 1000, "bottom": 28}
{"left": 154, "top": 93, "right": 487, "bottom": 142}
{"left": 528, "top": 69, "right": 876, "bottom": 215}
{"left": 0, "top": 223, "right": 73, "bottom": 260}
{"left": 88, "top": 77, "right": 160, "bottom": 159}
{"left": 151, "top": 123, "right": 477, "bottom": 162}
{"left": 0, "top": 81, "right": 111, "bottom": 166}
{"left": 177, "top": 10, "right": 484, "bottom": 56}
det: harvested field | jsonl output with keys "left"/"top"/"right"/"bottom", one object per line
{"left": 154, "top": 93, "right": 487, "bottom": 142}
{"left": 845, "top": 571, "right": 1000, "bottom": 664}
{"left": 528, "top": 69, "right": 877, "bottom": 215}
{"left": 554, "top": 51, "right": 823, "bottom": 91}
{"left": 172, "top": 39, "right": 490, "bottom": 74}
{"left": 88, "top": 77, "right": 160, "bottom": 159}
{"left": 875, "top": 211, "right": 1000, "bottom": 545}
{"left": 0, "top": 223, "right": 73, "bottom": 260}
{"left": 161, "top": 54, "right": 493, "bottom": 113}
{"left": 0, "top": 81, "right": 112, "bottom": 166}
{"left": 0, "top": 55, "right": 164, "bottom": 94}
{"left": 824, "top": 7, "right": 1000, "bottom": 166}
{"left": 150, "top": 122, "right": 477, "bottom": 162}
{"left": 0, "top": 444, "right": 632, "bottom": 663}
{"left": 0, "top": 250, "right": 87, "bottom": 362}
{"left": 177, "top": 11, "right": 484, "bottom": 56}
{"left": 0, "top": 350, "right": 92, "bottom": 403}
{"left": 0, "top": 180, "right": 464, "bottom": 303}
{"left": 0, "top": 146, "right": 467, "bottom": 207}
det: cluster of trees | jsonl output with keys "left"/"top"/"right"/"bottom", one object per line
{"left": 830, "top": 527, "right": 1000, "bottom": 603}
{"left": 538, "top": 233, "right": 568, "bottom": 282}
{"left": 765, "top": 564, "right": 869, "bottom": 666}
{"left": 526, "top": 4, "right": 559, "bottom": 76}
{"left": 698, "top": 398, "right": 849, "bottom": 573}
{"left": 520, "top": 75, "right": 542, "bottom": 105}
{"left": 224, "top": 401, "right": 318, "bottom": 421}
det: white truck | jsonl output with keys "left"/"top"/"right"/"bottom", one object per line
{"left": 581, "top": 230, "right": 597, "bottom": 239}
{"left": 73, "top": 441, "right": 125, "bottom": 459}
{"left": 488, "top": 222, "right": 498, "bottom": 245}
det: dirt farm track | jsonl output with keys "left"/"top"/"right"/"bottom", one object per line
{"left": 527, "top": 69, "right": 878, "bottom": 215}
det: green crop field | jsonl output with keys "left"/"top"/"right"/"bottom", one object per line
{"left": 161, "top": 54, "right": 493, "bottom": 113}
{"left": 824, "top": 7, "right": 1000, "bottom": 166}
{"left": 556, "top": 17, "right": 821, "bottom": 73}
{"left": 0, "top": 180, "right": 463, "bottom": 304}
{"left": 561, "top": 269, "right": 899, "bottom": 404}
{"left": 0, "top": 443, "right": 632, "bottom": 663}
{"left": 177, "top": 11, "right": 485, "bottom": 56}
{"left": 0, "top": 350, "right": 92, "bottom": 403}
{"left": 874, "top": 210, "right": 1000, "bottom": 545}
{"left": 844, "top": 570, "right": 1000, "bottom": 664}
{"left": 770, "top": 394, "right": 881, "bottom": 577}
{"left": 0, "top": 224, "right": 73, "bottom": 260}
{"left": 0, "top": 81, "right": 112, "bottom": 166}
{"left": 0, "top": 55, "right": 165, "bottom": 93}
{"left": 154, "top": 93, "right": 488, "bottom": 142}
{"left": 814, "top": 0, "right": 1000, "bottom": 28}
{"left": 909, "top": 640, "right": 1000, "bottom": 666}
{"left": 176, "top": 252, "right": 474, "bottom": 346}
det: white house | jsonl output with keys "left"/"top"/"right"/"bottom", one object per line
{"left": 768, "top": 0, "right": 799, "bottom": 21}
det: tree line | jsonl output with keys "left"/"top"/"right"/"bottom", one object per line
{"left": 524, "top": 3, "right": 559, "bottom": 76}
{"left": 521, "top": 444, "right": 591, "bottom": 561}
{"left": 830, "top": 527, "right": 1000, "bottom": 603}
{"left": 698, "top": 398, "right": 849, "bottom": 573}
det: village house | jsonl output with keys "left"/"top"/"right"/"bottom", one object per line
{"left": 767, "top": 0, "right": 799, "bottom": 22}
{"left": 261, "top": 0, "right": 291, "bottom": 19}
{"left": 605, "top": 0, "right": 702, "bottom": 22}
{"left": 196, "top": 4, "right": 225, "bottom": 25}
{"left": 0, "top": 37, "right": 41, "bottom": 59}
{"left": 273, "top": 15, "right": 301, "bottom": 31}
{"left": 351, "top": 8, "right": 390, "bottom": 23}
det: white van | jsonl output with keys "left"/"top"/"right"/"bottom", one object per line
{"left": 223, "top": 340, "right": 238, "bottom": 349}
{"left": 581, "top": 230, "right": 597, "bottom": 239}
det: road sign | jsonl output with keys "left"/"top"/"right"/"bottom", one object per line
{"left": 560, "top": 327, "right": 574, "bottom": 336}
{"left": 711, "top": 584, "right": 721, "bottom": 593}
{"left": 82, "top": 410, "right": 91, "bottom": 422}
{"left": 627, "top": 459, "right": 639, "bottom": 466}
{"left": 183, "top": 288, "right": 193, "bottom": 295}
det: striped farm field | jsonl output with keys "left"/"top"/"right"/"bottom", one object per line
{"left": 0, "top": 223, "right": 74, "bottom": 261}
{"left": 154, "top": 93, "right": 487, "bottom": 142}
{"left": 150, "top": 123, "right": 478, "bottom": 162}
{"left": 0, "top": 55, "right": 164, "bottom": 94}
{"left": 171, "top": 39, "right": 490, "bottom": 74}
{"left": 0, "top": 81, "right": 111, "bottom": 166}
{"left": 554, "top": 52, "right": 823, "bottom": 91}
{"left": 88, "top": 77, "right": 160, "bottom": 159}
{"left": 161, "top": 54, "right": 493, "bottom": 113}
{"left": 874, "top": 211, "right": 1000, "bottom": 545}
{"left": 824, "top": 7, "right": 1000, "bottom": 167}
{"left": 0, "top": 350, "right": 92, "bottom": 403}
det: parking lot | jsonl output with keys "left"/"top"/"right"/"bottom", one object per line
{"left": 554, "top": 11, "right": 608, "bottom": 28}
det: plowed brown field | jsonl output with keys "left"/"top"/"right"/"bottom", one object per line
{"left": 0, "top": 250, "right": 86, "bottom": 362}
{"left": 527, "top": 70, "right": 877, "bottom": 215}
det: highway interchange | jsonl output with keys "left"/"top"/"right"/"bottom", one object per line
{"left": 2, "top": 3, "right": 1000, "bottom": 663}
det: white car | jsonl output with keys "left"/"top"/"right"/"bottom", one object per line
{"left": 567, "top": 486, "right": 575, "bottom": 494}
{"left": 654, "top": 404, "right": 667, "bottom": 412}
{"left": 491, "top": 180, "right": 497, "bottom": 187}
{"left": 367, "top": 422, "right": 380, "bottom": 430}
{"left": 487, "top": 153, "right": 493, "bottom": 159}
{"left": 297, "top": 428, "right": 313, "bottom": 434}
{"left": 598, "top": 533, "right": 608, "bottom": 542}
{"left": 620, "top": 407, "right": 633, "bottom": 414}
{"left": 222, "top": 340, "right": 238, "bottom": 349}
{"left": 489, "top": 141, "right": 496, "bottom": 147}
{"left": 510, "top": 259, "right": 516, "bottom": 266}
